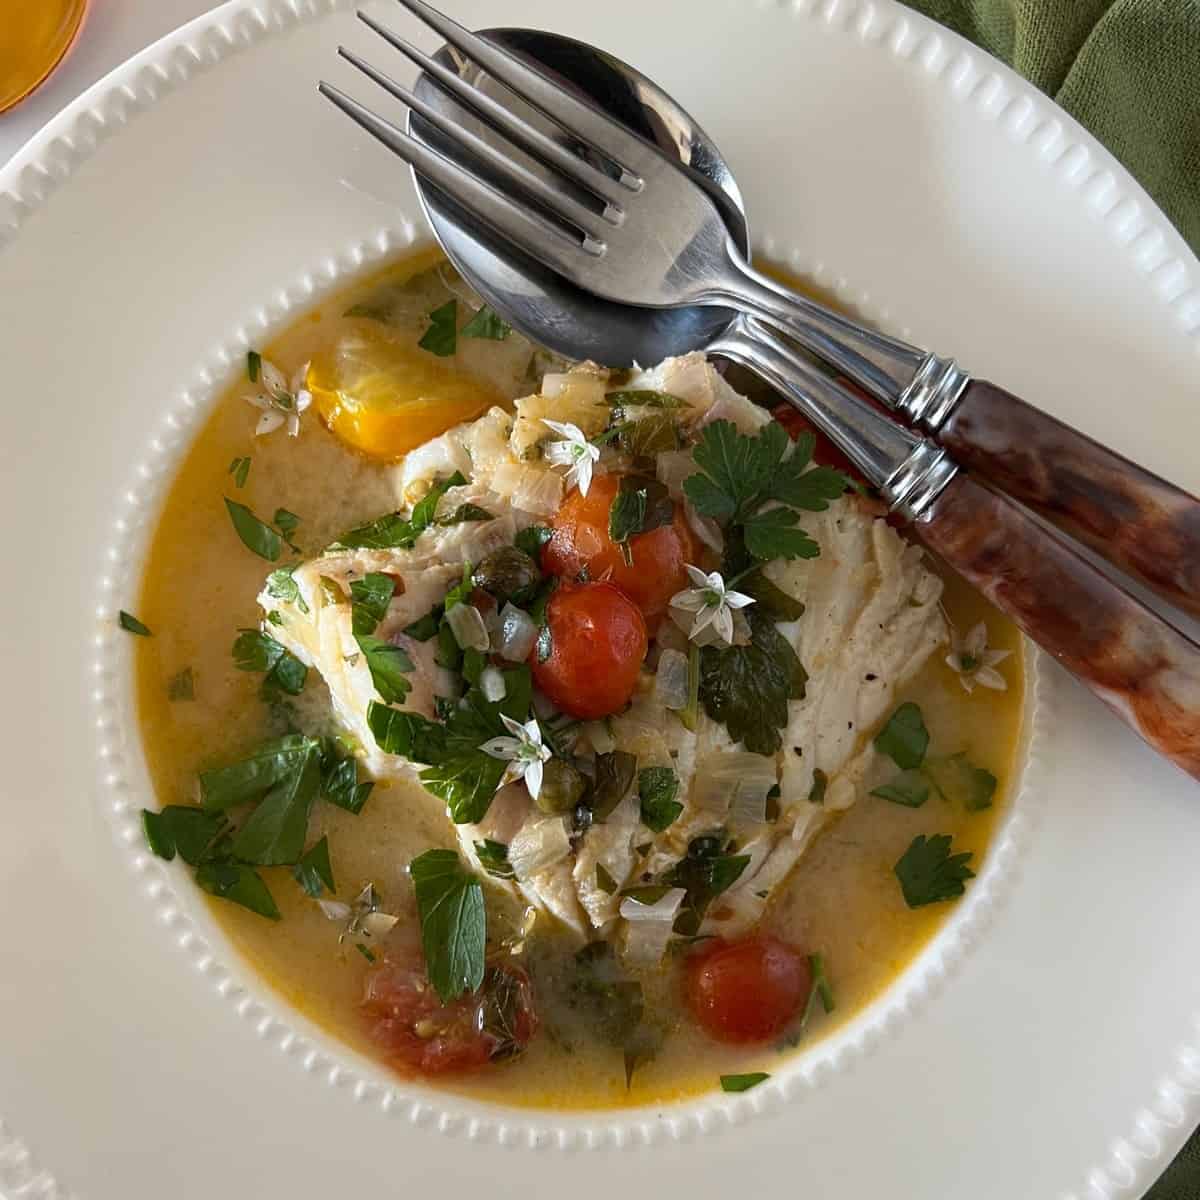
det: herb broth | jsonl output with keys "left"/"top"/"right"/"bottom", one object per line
{"left": 134, "top": 249, "right": 1024, "bottom": 1109}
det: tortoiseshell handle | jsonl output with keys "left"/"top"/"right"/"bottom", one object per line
{"left": 938, "top": 380, "right": 1200, "bottom": 617}
{"left": 917, "top": 474, "right": 1200, "bottom": 782}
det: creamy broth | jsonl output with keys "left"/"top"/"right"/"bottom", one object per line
{"left": 134, "top": 249, "right": 1024, "bottom": 1108}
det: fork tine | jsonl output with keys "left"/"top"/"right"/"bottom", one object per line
{"left": 390, "top": 0, "right": 646, "bottom": 189}
{"left": 337, "top": 47, "right": 612, "bottom": 242}
{"left": 318, "top": 82, "right": 603, "bottom": 273}
{"left": 356, "top": 11, "right": 627, "bottom": 215}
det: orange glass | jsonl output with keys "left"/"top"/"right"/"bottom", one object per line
{"left": 0, "top": 0, "right": 89, "bottom": 115}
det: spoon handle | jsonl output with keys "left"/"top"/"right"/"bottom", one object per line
{"left": 930, "top": 379, "right": 1200, "bottom": 618}
{"left": 917, "top": 474, "right": 1200, "bottom": 781}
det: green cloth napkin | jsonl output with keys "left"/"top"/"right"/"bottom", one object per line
{"left": 899, "top": 4, "right": 1200, "bottom": 1196}
{"left": 902, "top": 0, "right": 1200, "bottom": 257}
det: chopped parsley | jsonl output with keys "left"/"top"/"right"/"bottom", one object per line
{"left": 292, "top": 836, "right": 335, "bottom": 897}
{"left": 355, "top": 942, "right": 377, "bottom": 963}
{"left": 166, "top": 667, "right": 195, "bottom": 701}
{"left": 720, "top": 1072, "right": 769, "bottom": 1093}
{"left": 141, "top": 805, "right": 225, "bottom": 865}
{"left": 332, "top": 471, "right": 466, "bottom": 551}
{"left": 224, "top": 498, "right": 282, "bottom": 562}
{"left": 321, "top": 745, "right": 374, "bottom": 814}
{"left": 403, "top": 609, "right": 441, "bottom": 641}
{"left": 349, "top": 572, "right": 395, "bottom": 635}
{"left": 514, "top": 524, "right": 553, "bottom": 557}
{"left": 228, "top": 455, "right": 251, "bottom": 488}
{"left": 439, "top": 503, "right": 494, "bottom": 526}
{"left": 409, "top": 848, "right": 486, "bottom": 1002}
{"left": 246, "top": 350, "right": 261, "bottom": 382}
{"left": 608, "top": 477, "right": 673, "bottom": 562}
{"left": 231, "top": 628, "right": 307, "bottom": 697}
{"left": 266, "top": 567, "right": 309, "bottom": 613}
{"left": 195, "top": 861, "right": 280, "bottom": 921}
{"left": 924, "top": 753, "right": 997, "bottom": 812}
{"left": 873, "top": 702, "right": 929, "bottom": 770}
{"left": 118, "top": 610, "right": 151, "bottom": 637}
{"left": 604, "top": 388, "right": 686, "bottom": 410}
{"left": 273, "top": 508, "right": 301, "bottom": 552}
{"left": 461, "top": 304, "right": 510, "bottom": 340}
{"left": 894, "top": 833, "right": 975, "bottom": 908}
{"left": 354, "top": 633, "right": 413, "bottom": 703}
{"left": 595, "top": 862, "right": 619, "bottom": 895}
{"left": 870, "top": 769, "right": 929, "bottom": 807}
{"left": 474, "top": 839, "right": 515, "bottom": 880}
{"left": 638, "top": 766, "right": 683, "bottom": 832}
{"left": 418, "top": 299, "right": 458, "bottom": 357}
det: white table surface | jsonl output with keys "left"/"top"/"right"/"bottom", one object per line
{"left": 0, "top": 0, "right": 221, "bottom": 168}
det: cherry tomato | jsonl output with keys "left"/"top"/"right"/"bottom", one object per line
{"left": 541, "top": 474, "right": 697, "bottom": 620}
{"left": 531, "top": 581, "right": 648, "bottom": 719}
{"left": 770, "top": 403, "right": 864, "bottom": 483}
{"left": 361, "top": 958, "right": 537, "bottom": 1075}
{"left": 685, "top": 936, "right": 810, "bottom": 1044}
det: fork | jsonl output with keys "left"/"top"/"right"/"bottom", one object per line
{"left": 318, "top": 1, "right": 1200, "bottom": 782}
{"left": 319, "top": 0, "right": 1200, "bottom": 623}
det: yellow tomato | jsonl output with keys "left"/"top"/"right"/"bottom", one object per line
{"left": 306, "top": 328, "right": 502, "bottom": 460}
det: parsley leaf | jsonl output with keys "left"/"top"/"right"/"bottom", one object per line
{"left": 119, "top": 610, "right": 151, "bottom": 637}
{"left": 440, "top": 503, "right": 493, "bottom": 525}
{"left": 741, "top": 505, "right": 819, "bottom": 561}
{"left": 720, "top": 1072, "right": 769, "bottom": 1093}
{"left": 418, "top": 299, "right": 458, "bottom": 357}
{"left": 870, "top": 769, "right": 930, "bottom": 807}
{"left": 273, "top": 508, "right": 301, "bottom": 551}
{"left": 142, "top": 805, "right": 225, "bottom": 865}
{"left": 224, "top": 498, "right": 282, "bottom": 561}
{"left": 354, "top": 633, "right": 413, "bottom": 703}
{"left": 739, "top": 569, "right": 805, "bottom": 621}
{"left": 461, "top": 304, "right": 510, "bottom": 340}
{"left": 874, "top": 703, "right": 929, "bottom": 769}
{"left": 515, "top": 525, "right": 553, "bottom": 557}
{"left": 404, "top": 609, "right": 441, "bottom": 641}
{"left": 768, "top": 432, "right": 849, "bottom": 510}
{"left": 409, "top": 848, "right": 486, "bottom": 1002}
{"left": 923, "top": 753, "right": 997, "bottom": 812}
{"left": 331, "top": 512, "right": 418, "bottom": 551}
{"left": 609, "top": 480, "right": 646, "bottom": 549}
{"left": 411, "top": 470, "right": 468, "bottom": 530}
{"left": 198, "top": 734, "right": 320, "bottom": 811}
{"left": 266, "top": 566, "right": 308, "bottom": 612}
{"left": 475, "top": 839, "right": 515, "bottom": 879}
{"left": 228, "top": 456, "right": 251, "bottom": 488}
{"left": 699, "top": 609, "right": 807, "bottom": 755}
{"left": 605, "top": 388, "right": 686, "bottom": 410}
{"left": 196, "top": 860, "right": 280, "bottom": 920}
{"left": 246, "top": 350, "right": 261, "bottom": 382}
{"left": 349, "top": 573, "right": 395, "bottom": 635}
{"left": 231, "top": 628, "right": 307, "bottom": 696}
{"left": 230, "top": 743, "right": 322, "bottom": 866}
{"left": 638, "top": 766, "right": 682, "bottom": 832}
{"left": 292, "top": 835, "right": 335, "bottom": 897}
{"left": 321, "top": 746, "right": 374, "bottom": 814}
{"left": 894, "top": 833, "right": 975, "bottom": 908}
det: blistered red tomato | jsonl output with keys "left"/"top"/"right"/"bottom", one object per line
{"left": 541, "top": 474, "right": 697, "bottom": 620}
{"left": 531, "top": 581, "right": 648, "bottom": 719}
{"left": 770, "top": 402, "right": 864, "bottom": 482}
{"left": 361, "top": 957, "right": 537, "bottom": 1075}
{"left": 685, "top": 936, "right": 810, "bottom": 1044}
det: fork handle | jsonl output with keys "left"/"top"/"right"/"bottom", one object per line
{"left": 918, "top": 474, "right": 1200, "bottom": 781}
{"left": 932, "top": 380, "right": 1200, "bottom": 618}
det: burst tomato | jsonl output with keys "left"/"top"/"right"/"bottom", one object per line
{"left": 361, "top": 958, "right": 537, "bottom": 1075}
{"left": 770, "top": 402, "right": 864, "bottom": 482}
{"left": 541, "top": 474, "right": 697, "bottom": 620}
{"left": 531, "top": 581, "right": 648, "bottom": 719}
{"left": 685, "top": 936, "right": 810, "bottom": 1044}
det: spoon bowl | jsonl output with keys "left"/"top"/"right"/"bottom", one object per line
{"left": 410, "top": 27, "right": 747, "bottom": 366}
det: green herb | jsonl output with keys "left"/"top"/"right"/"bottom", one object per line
{"left": 595, "top": 862, "right": 619, "bottom": 895}
{"left": 354, "top": 634, "right": 413, "bottom": 703}
{"left": 198, "top": 734, "right": 319, "bottom": 811}
{"left": 141, "top": 805, "right": 225, "bottom": 865}
{"left": 409, "top": 848, "right": 486, "bottom": 1003}
{"left": 741, "top": 505, "right": 819, "bottom": 561}
{"left": 246, "top": 350, "right": 261, "bottom": 382}
{"left": 809, "top": 952, "right": 835, "bottom": 1013}
{"left": 292, "top": 836, "right": 335, "bottom": 897}
{"left": 609, "top": 479, "right": 646, "bottom": 558}
{"left": 461, "top": 305, "right": 510, "bottom": 340}
{"left": 666, "top": 838, "right": 751, "bottom": 933}
{"left": 638, "top": 766, "right": 683, "bottom": 832}
{"left": 616, "top": 413, "right": 679, "bottom": 457}
{"left": 418, "top": 299, "right": 458, "bottom": 357}
{"left": 355, "top": 942, "right": 377, "bottom": 963}
{"left": 515, "top": 525, "right": 553, "bottom": 557}
{"left": 443, "top": 560, "right": 474, "bottom": 611}
{"left": 119, "top": 610, "right": 151, "bottom": 637}
{"left": 474, "top": 839, "right": 515, "bottom": 879}
{"left": 231, "top": 629, "right": 308, "bottom": 696}
{"left": 894, "top": 833, "right": 975, "bottom": 908}
{"left": 808, "top": 768, "right": 828, "bottom": 805}
{"left": 411, "top": 470, "right": 468, "bottom": 530}
{"left": 321, "top": 747, "right": 374, "bottom": 814}
{"left": 739, "top": 569, "right": 805, "bottom": 621}
{"left": 224, "top": 498, "right": 282, "bottom": 561}
{"left": 403, "top": 609, "right": 441, "bottom": 641}
{"left": 679, "top": 642, "right": 701, "bottom": 732}
{"left": 870, "top": 769, "right": 930, "bottom": 808}
{"left": 196, "top": 861, "right": 280, "bottom": 920}
{"left": 273, "top": 508, "right": 301, "bottom": 552}
{"left": 440, "top": 503, "right": 494, "bottom": 526}
{"left": 720, "top": 1072, "right": 769, "bottom": 1093}
{"left": 462, "top": 646, "right": 485, "bottom": 685}
{"left": 874, "top": 702, "right": 929, "bottom": 770}
{"left": 228, "top": 455, "right": 251, "bottom": 488}
{"left": 769, "top": 433, "right": 851, "bottom": 511}
{"left": 699, "top": 609, "right": 807, "bottom": 755}
{"left": 166, "top": 667, "right": 195, "bottom": 702}
{"left": 230, "top": 744, "right": 322, "bottom": 866}
{"left": 924, "top": 753, "right": 997, "bottom": 812}
{"left": 349, "top": 573, "right": 396, "bottom": 635}
{"left": 605, "top": 388, "right": 686, "bottom": 410}
{"left": 266, "top": 566, "right": 308, "bottom": 612}
{"left": 589, "top": 750, "right": 638, "bottom": 822}
{"left": 331, "top": 512, "right": 416, "bottom": 552}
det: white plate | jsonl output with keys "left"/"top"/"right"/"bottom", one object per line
{"left": 2, "top": 1, "right": 1199, "bottom": 1197}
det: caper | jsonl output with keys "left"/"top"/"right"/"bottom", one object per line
{"left": 535, "top": 758, "right": 586, "bottom": 814}
{"left": 472, "top": 546, "right": 541, "bottom": 605}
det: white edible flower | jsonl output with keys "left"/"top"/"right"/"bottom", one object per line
{"left": 317, "top": 882, "right": 398, "bottom": 944}
{"left": 541, "top": 419, "right": 601, "bottom": 496}
{"left": 670, "top": 564, "right": 755, "bottom": 646}
{"left": 945, "top": 621, "right": 1010, "bottom": 693}
{"left": 480, "top": 714, "right": 553, "bottom": 799}
{"left": 245, "top": 357, "right": 312, "bottom": 437}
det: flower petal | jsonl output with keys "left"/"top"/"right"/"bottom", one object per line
{"left": 260, "top": 359, "right": 288, "bottom": 399}
{"left": 255, "top": 410, "right": 286, "bottom": 437}
{"left": 575, "top": 454, "right": 593, "bottom": 497}
{"left": 286, "top": 413, "right": 301, "bottom": 437}
{"left": 670, "top": 588, "right": 707, "bottom": 612}
{"left": 983, "top": 649, "right": 1012, "bottom": 667}
{"left": 690, "top": 604, "right": 718, "bottom": 639}
{"left": 974, "top": 666, "right": 1008, "bottom": 691}
{"left": 245, "top": 393, "right": 271, "bottom": 411}
{"left": 684, "top": 563, "right": 710, "bottom": 589}
{"left": 480, "top": 736, "right": 521, "bottom": 761}
{"left": 499, "top": 712, "right": 528, "bottom": 740}
{"left": 724, "top": 589, "right": 755, "bottom": 610}
{"left": 964, "top": 622, "right": 988, "bottom": 658}
{"left": 712, "top": 604, "right": 734, "bottom": 645}
{"left": 294, "top": 388, "right": 312, "bottom": 413}
{"left": 525, "top": 758, "right": 544, "bottom": 800}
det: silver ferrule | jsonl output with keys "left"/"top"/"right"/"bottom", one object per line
{"left": 881, "top": 440, "right": 959, "bottom": 522}
{"left": 895, "top": 353, "right": 970, "bottom": 431}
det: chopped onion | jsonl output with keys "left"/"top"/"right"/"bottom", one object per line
{"left": 693, "top": 751, "right": 778, "bottom": 817}
{"left": 361, "top": 911, "right": 399, "bottom": 938}
{"left": 685, "top": 502, "right": 724, "bottom": 553}
{"left": 446, "top": 601, "right": 489, "bottom": 652}
{"left": 655, "top": 449, "right": 697, "bottom": 498}
{"left": 508, "top": 816, "right": 571, "bottom": 880}
{"left": 491, "top": 462, "right": 564, "bottom": 516}
{"left": 654, "top": 648, "right": 690, "bottom": 711}
{"left": 318, "top": 900, "right": 351, "bottom": 922}
{"left": 497, "top": 603, "right": 537, "bottom": 662}
{"left": 583, "top": 719, "right": 616, "bottom": 754}
{"left": 731, "top": 773, "right": 775, "bottom": 828}
{"left": 480, "top": 666, "right": 507, "bottom": 703}
{"left": 482, "top": 602, "right": 504, "bottom": 641}
{"left": 620, "top": 887, "right": 687, "bottom": 965}
{"left": 540, "top": 372, "right": 570, "bottom": 399}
